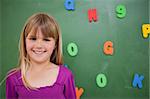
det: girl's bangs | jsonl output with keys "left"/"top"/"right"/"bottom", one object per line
{"left": 26, "top": 22, "right": 57, "bottom": 39}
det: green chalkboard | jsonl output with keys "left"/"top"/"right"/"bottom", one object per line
{"left": 0, "top": 0, "right": 149, "bottom": 99}
{"left": 0, "top": 0, "right": 2, "bottom": 98}
{"left": 0, "top": 0, "right": 2, "bottom": 97}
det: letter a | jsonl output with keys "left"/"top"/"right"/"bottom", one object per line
{"left": 64, "top": 0, "right": 75, "bottom": 11}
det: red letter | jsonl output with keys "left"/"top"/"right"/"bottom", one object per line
{"left": 88, "top": 8, "right": 98, "bottom": 22}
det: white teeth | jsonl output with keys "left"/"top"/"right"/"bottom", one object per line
{"left": 33, "top": 50, "right": 45, "bottom": 55}
{"left": 34, "top": 51, "right": 43, "bottom": 54}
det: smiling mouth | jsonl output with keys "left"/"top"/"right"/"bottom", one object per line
{"left": 33, "top": 50, "right": 46, "bottom": 55}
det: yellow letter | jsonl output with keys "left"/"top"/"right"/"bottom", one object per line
{"left": 142, "top": 24, "right": 150, "bottom": 38}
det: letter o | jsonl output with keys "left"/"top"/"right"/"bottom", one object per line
{"left": 67, "top": 42, "right": 78, "bottom": 56}
{"left": 96, "top": 73, "right": 107, "bottom": 88}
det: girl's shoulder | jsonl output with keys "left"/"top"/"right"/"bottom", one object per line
{"left": 57, "top": 65, "right": 74, "bottom": 84}
{"left": 59, "top": 65, "right": 73, "bottom": 76}
{"left": 6, "top": 68, "right": 22, "bottom": 85}
{"left": 7, "top": 68, "right": 21, "bottom": 77}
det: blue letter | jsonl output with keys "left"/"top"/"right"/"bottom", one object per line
{"left": 132, "top": 73, "right": 144, "bottom": 89}
{"left": 64, "top": 0, "right": 75, "bottom": 10}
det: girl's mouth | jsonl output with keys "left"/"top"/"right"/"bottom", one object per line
{"left": 33, "top": 50, "right": 46, "bottom": 55}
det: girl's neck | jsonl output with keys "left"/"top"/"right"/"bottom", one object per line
{"left": 29, "top": 61, "right": 52, "bottom": 72}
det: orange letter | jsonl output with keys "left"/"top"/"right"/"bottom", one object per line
{"left": 76, "top": 87, "right": 84, "bottom": 99}
{"left": 103, "top": 41, "right": 114, "bottom": 55}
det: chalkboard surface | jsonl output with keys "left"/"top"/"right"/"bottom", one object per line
{"left": 0, "top": 0, "right": 2, "bottom": 97}
{"left": 0, "top": 0, "right": 149, "bottom": 99}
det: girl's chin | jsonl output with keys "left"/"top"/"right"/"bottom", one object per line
{"left": 30, "top": 58, "right": 49, "bottom": 64}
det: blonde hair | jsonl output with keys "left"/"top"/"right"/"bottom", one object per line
{"left": 8, "top": 13, "right": 63, "bottom": 89}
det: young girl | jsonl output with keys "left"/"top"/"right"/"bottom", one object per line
{"left": 6, "top": 13, "right": 76, "bottom": 99}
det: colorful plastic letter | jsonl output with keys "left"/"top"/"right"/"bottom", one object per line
{"left": 132, "top": 73, "right": 144, "bottom": 89}
{"left": 76, "top": 87, "right": 84, "bottom": 99}
{"left": 88, "top": 8, "right": 98, "bottom": 22}
{"left": 96, "top": 73, "right": 107, "bottom": 88}
{"left": 64, "top": 64, "right": 68, "bottom": 68}
{"left": 142, "top": 24, "right": 150, "bottom": 38}
{"left": 67, "top": 42, "right": 78, "bottom": 56}
{"left": 103, "top": 41, "right": 114, "bottom": 55}
{"left": 116, "top": 4, "right": 126, "bottom": 18}
{"left": 64, "top": 0, "right": 75, "bottom": 11}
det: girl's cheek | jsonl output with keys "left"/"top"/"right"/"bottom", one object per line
{"left": 46, "top": 42, "right": 55, "bottom": 49}
{"left": 26, "top": 40, "right": 34, "bottom": 49}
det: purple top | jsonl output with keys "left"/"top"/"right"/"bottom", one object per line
{"left": 6, "top": 65, "right": 76, "bottom": 99}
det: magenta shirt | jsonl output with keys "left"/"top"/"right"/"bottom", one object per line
{"left": 6, "top": 65, "right": 76, "bottom": 99}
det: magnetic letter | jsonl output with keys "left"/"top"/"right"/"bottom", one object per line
{"left": 103, "top": 41, "right": 114, "bottom": 55}
{"left": 142, "top": 24, "right": 150, "bottom": 38}
{"left": 88, "top": 8, "right": 98, "bottom": 22}
{"left": 64, "top": 64, "right": 68, "bottom": 68}
{"left": 116, "top": 4, "right": 126, "bottom": 18}
{"left": 132, "top": 73, "right": 144, "bottom": 89}
{"left": 76, "top": 87, "right": 84, "bottom": 99}
{"left": 64, "top": 0, "right": 75, "bottom": 11}
{"left": 96, "top": 73, "right": 107, "bottom": 88}
{"left": 67, "top": 42, "right": 78, "bottom": 56}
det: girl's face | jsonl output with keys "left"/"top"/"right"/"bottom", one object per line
{"left": 26, "top": 29, "right": 56, "bottom": 64}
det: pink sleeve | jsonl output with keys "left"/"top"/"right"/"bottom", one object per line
{"left": 6, "top": 76, "right": 18, "bottom": 99}
{"left": 64, "top": 72, "right": 76, "bottom": 99}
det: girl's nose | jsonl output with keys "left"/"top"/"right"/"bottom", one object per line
{"left": 36, "top": 40, "right": 43, "bottom": 48}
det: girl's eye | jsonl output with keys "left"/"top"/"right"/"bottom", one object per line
{"left": 43, "top": 39, "right": 50, "bottom": 41}
{"left": 29, "top": 38, "right": 36, "bottom": 40}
